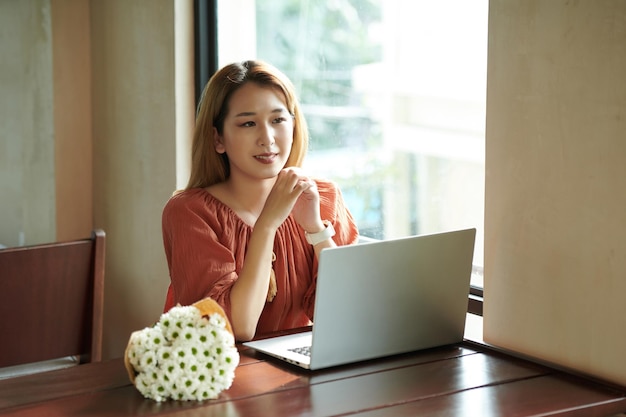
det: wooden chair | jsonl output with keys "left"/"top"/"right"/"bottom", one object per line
{"left": 0, "top": 230, "right": 105, "bottom": 368}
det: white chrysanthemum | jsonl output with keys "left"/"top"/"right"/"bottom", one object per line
{"left": 143, "top": 326, "right": 165, "bottom": 351}
{"left": 222, "top": 346, "right": 240, "bottom": 368}
{"left": 208, "top": 313, "right": 227, "bottom": 329}
{"left": 126, "top": 332, "right": 147, "bottom": 370}
{"left": 195, "top": 375, "right": 220, "bottom": 400}
{"left": 160, "top": 356, "right": 182, "bottom": 390}
{"left": 179, "top": 376, "right": 201, "bottom": 401}
{"left": 177, "top": 326, "right": 204, "bottom": 348}
{"left": 134, "top": 372, "right": 165, "bottom": 401}
{"left": 159, "top": 305, "right": 200, "bottom": 342}
{"left": 137, "top": 349, "right": 158, "bottom": 373}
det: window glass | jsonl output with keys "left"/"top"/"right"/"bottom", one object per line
{"left": 218, "top": 0, "right": 487, "bottom": 287}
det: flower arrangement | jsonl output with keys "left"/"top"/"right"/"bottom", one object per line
{"left": 124, "top": 298, "right": 239, "bottom": 402}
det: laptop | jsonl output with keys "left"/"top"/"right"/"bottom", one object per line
{"left": 243, "top": 228, "right": 476, "bottom": 370}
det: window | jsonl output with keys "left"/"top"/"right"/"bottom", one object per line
{"left": 212, "top": 0, "right": 487, "bottom": 289}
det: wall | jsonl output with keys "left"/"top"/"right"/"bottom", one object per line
{"left": 91, "top": 0, "right": 193, "bottom": 358}
{"left": 52, "top": 0, "right": 93, "bottom": 242}
{"left": 484, "top": 0, "right": 626, "bottom": 387}
{"left": 0, "top": 0, "right": 56, "bottom": 247}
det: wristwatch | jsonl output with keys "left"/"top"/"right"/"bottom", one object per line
{"left": 305, "top": 220, "right": 336, "bottom": 246}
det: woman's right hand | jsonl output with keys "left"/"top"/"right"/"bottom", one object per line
{"left": 257, "top": 168, "right": 312, "bottom": 230}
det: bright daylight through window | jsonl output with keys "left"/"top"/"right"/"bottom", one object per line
{"left": 217, "top": 0, "right": 487, "bottom": 288}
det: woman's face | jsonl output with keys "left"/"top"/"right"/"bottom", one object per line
{"left": 215, "top": 82, "right": 294, "bottom": 182}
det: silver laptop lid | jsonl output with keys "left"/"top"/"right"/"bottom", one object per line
{"left": 309, "top": 228, "right": 476, "bottom": 370}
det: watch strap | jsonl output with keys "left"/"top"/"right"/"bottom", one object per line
{"left": 305, "top": 220, "right": 336, "bottom": 245}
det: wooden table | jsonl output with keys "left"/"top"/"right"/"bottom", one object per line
{"left": 1, "top": 330, "right": 625, "bottom": 417}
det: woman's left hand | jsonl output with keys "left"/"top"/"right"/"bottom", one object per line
{"left": 285, "top": 168, "right": 325, "bottom": 233}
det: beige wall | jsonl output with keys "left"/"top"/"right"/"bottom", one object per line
{"left": 91, "top": 0, "right": 192, "bottom": 358}
{"left": 484, "top": 0, "right": 626, "bottom": 387}
{"left": 52, "top": 0, "right": 93, "bottom": 242}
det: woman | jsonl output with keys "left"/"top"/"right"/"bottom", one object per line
{"left": 162, "top": 60, "right": 359, "bottom": 341}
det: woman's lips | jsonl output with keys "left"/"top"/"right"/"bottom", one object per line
{"left": 254, "top": 153, "right": 278, "bottom": 164}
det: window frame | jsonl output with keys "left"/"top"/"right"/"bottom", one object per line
{"left": 193, "top": 0, "right": 219, "bottom": 105}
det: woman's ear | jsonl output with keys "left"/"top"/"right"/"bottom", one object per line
{"left": 214, "top": 127, "right": 226, "bottom": 154}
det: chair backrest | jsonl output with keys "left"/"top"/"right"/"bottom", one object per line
{"left": 0, "top": 230, "right": 105, "bottom": 368}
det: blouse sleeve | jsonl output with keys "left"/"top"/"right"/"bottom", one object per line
{"left": 303, "top": 179, "right": 360, "bottom": 318}
{"left": 161, "top": 191, "right": 240, "bottom": 318}
{"left": 319, "top": 180, "right": 359, "bottom": 246}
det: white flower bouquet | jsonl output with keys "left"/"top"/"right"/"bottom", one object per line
{"left": 124, "top": 298, "right": 239, "bottom": 402}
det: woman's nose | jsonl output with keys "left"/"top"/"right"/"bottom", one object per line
{"left": 258, "top": 124, "right": 275, "bottom": 146}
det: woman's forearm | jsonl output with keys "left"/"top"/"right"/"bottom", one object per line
{"left": 229, "top": 223, "right": 276, "bottom": 341}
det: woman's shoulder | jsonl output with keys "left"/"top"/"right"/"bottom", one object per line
{"left": 163, "top": 188, "right": 223, "bottom": 219}
{"left": 165, "top": 188, "right": 209, "bottom": 208}
{"left": 163, "top": 187, "right": 246, "bottom": 228}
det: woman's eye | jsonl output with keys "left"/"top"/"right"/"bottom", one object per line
{"left": 273, "top": 117, "right": 287, "bottom": 124}
{"left": 240, "top": 121, "right": 255, "bottom": 127}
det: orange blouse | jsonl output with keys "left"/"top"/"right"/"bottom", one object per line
{"left": 161, "top": 179, "right": 359, "bottom": 336}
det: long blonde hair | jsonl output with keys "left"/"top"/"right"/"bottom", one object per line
{"left": 186, "top": 60, "right": 309, "bottom": 189}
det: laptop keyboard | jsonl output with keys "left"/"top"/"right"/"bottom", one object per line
{"left": 288, "top": 345, "right": 311, "bottom": 357}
